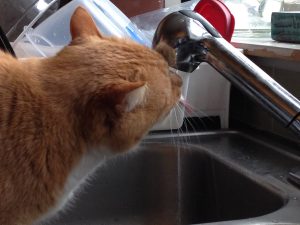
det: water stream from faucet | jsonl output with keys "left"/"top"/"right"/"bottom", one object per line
{"left": 177, "top": 144, "right": 182, "bottom": 225}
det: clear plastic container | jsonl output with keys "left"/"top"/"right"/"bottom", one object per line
{"left": 2, "top": 0, "right": 59, "bottom": 42}
{"left": 13, "top": 0, "right": 151, "bottom": 58}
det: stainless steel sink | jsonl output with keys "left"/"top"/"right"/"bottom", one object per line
{"left": 42, "top": 130, "right": 300, "bottom": 225}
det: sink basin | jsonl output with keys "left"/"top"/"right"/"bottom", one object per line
{"left": 42, "top": 131, "right": 300, "bottom": 225}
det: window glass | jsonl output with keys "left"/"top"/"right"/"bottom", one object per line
{"left": 225, "top": 0, "right": 300, "bottom": 38}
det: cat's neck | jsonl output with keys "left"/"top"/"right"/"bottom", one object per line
{"left": 16, "top": 54, "right": 108, "bottom": 150}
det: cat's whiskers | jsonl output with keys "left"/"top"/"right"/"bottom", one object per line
{"left": 186, "top": 111, "right": 209, "bottom": 131}
{"left": 175, "top": 102, "right": 191, "bottom": 145}
{"left": 176, "top": 100, "right": 208, "bottom": 144}
{"left": 169, "top": 108, "right": 177, "bottom": 146}
{"left": 180, "top": 99, "right": 215, "bottom": 124}
{"left": 180, "top": 98, "right": 220, "bottom": 131}
{"left": 172, "top": 104, "right": 187, "bottom": 147}
{"left": 172, "top": 105, "right": 181, "bottom": 145}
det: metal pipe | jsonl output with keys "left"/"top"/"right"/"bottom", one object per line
{"left": 203, "top": 36, "right": 300, "bottom": 133}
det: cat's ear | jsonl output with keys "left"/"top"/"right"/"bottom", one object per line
{"left": 70, "top": 7, "right": 102, "bottom": 40}
{"left": 107, "top": 81, "right": 147, "bottom": 112}
{"left": 154, "top": 41, "right": 176, "bottom": 67}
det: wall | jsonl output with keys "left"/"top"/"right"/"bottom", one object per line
{"left": 165, "top": 0, "right": 181, "bottom": 7}
{"left": 110, "top": 0, "right": 165, "bottom": 17}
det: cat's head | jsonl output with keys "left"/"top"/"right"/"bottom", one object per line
{"left": 61, "top": 7, "right": 182, "bottom": 152}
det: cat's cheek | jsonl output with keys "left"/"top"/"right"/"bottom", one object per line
{"left": 172, "top": 86, "right": 181, "bottom": 104}
{"left": 170, "top": 74, "right": 183, "bottom": 87}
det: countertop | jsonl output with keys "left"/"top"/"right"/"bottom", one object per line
{"left": 232, "top": 37, "right": 300, "bottom": 62}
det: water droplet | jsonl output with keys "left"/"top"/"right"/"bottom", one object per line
{"left": 271, "top": 219, "right": 278, "bottom": 223}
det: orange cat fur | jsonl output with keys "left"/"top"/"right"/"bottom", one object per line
{"left": 0, "top": 7, "right": 181, "bottom": 225}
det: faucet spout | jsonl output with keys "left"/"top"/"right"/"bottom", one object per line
{"left": 153, "top": 10, "right": 300, "bottom": 136}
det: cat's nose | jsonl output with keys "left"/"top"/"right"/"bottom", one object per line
{"left": 171, "top": 74, "right": 182, "bottom": 87}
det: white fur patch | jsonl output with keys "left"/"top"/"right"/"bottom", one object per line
{"left": 58, "top": 149, "right": 111, "bottom": 208}
{"left": 35, "top": 148, "right": 113, "bottom": 224}
{"left": 125, "top": 84, "right": 148, "bottom": 112}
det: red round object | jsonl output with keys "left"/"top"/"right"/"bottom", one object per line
{"left": 194, "top": 0, "right": 235, "bottom": 42}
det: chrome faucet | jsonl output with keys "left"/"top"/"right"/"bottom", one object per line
{"left": 153, "top": 10, "right": 300, "bottom": 137}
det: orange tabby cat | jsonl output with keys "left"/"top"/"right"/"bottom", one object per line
{"left": 0, "top": 7, "right": 181, "bottom": 225}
